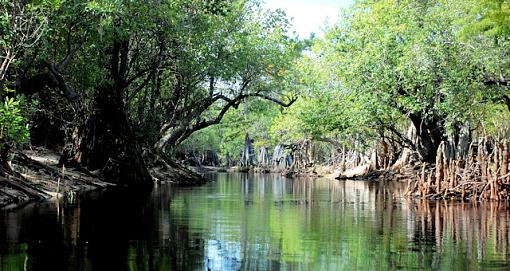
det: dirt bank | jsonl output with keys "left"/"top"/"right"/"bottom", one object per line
{"left": 0, "top": 149, "right": 113, "bottom": 209}
{"left": 0, "top": 148, "right": 208, "bottom": 209}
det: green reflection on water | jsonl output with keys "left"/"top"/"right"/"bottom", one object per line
{"left": 1, "top": 173, "right": 510, "bottom": 270}
{"left": 164, "top": 173, "right": 510, "bottom": 270}
{"left": 0, "top": 244, "right": 29, "bottom": 271}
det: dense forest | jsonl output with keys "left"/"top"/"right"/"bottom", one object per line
{"left": 0, "top": 0, "right": 509, "bottom": 200}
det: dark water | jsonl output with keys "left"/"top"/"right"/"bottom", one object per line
{"left": 1, "top": 173, "right": 510, "bottom": 270}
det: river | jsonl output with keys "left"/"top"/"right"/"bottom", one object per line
{"left": 1, "top": 173, "right": 510, "bottom": 270}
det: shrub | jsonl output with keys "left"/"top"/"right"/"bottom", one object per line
{"left": 0, "top": 94, "right": 30, "bottom": 154}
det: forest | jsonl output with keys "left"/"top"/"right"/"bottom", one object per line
{"left": 2, "top": 0, "right": 510, "bottom": 270}
{"left": 0, "top": 0, "right": 509, "bottom": 204}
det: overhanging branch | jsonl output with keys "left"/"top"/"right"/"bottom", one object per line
{"left": 250, "top": 93, "right": 298, "bottom": 107}
{"left": 156, "top": 87, "right": 299, "bottom": 150}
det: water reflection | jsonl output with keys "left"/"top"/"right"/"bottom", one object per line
{"left": 408, "top": 200, "right": 510, "bottom": 269}
{"left": 0, "top": 173, "right": 509, "bottom": 270}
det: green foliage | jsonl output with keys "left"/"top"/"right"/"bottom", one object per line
{"left": 178, "top": 98, "right": 280, "bottom": 159}
{"left": 0, "top": 92, "right": 30, "bottom": 150}
{"left": 267, "top": 0, "right": 510, "bottom": 153}
{"left": 219, "top": 100, "right": 280, "bottom": 155}
{"left": 3, "top": 0, "right": 509, "bottom": 163}
{"left": 462, "top": 0, "right": 510, "bottom": 38}
{"left": 0, "top": 0, "right": 53, "bottom": 81}
{"left": 476, "top": 104, "right": 510, "bottom": 138}
{"left": 118, "top": 0, "right": 304, "bottom": 149}
{"left": 176, "top": 127, "right": 222, "bottom": 154}
{"left": 2, "top": 0, "right": 305, "bottom": 159}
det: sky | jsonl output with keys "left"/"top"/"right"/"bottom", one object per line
{"left": 263, "top": 0, "right": 353, "bottom": 38}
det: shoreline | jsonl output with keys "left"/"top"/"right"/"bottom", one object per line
{"left": 0, "top": 148, "right": 209, "bottom": 210}
{"left": 0, "top": 152, "right": 420, "bottom": 210}
{"left": 193, "top": 165, "right": 345, "bottom": 180}
{"left": 0, "top": 149, "right": 116, "bottom": 209}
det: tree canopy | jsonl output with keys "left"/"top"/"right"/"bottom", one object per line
{"left": 1, "top": 0, "right": 509, "bottom": 179}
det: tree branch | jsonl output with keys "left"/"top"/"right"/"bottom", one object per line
{"left": 44, "top": 61, "right": 79, "bottom": 100}
{"left": 484, "top": 78, "right": 509, "bottom": 87}
{"left": 377, "top": 120, "right": 416, "bottom": 150}
{"left": 317, "top": 136, "right": 342, "bottom": 150}
{"left": 249, "top": 93, "right": 298, "bottom": 107}
{"left": 57, "top": 41, "right": 83, "bottom": 70}
{"left": 502, "top": 95, "right": 510, "bottom": 112}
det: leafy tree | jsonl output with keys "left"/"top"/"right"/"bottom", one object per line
{"left": 280, "top": 0, "right": 509, "bottom": 162}
{"left": 264, "top": 0, "right": 510, "bottom": 165}
{"left": 129, "top": 0, "right": 301, "bottom": 151}
{"left": 0, "top": 93, "right": 30, "bottom": 173}
{"left": 459, "top": 0, "right": 510, "bottom": 113}
{"left": 0, "top": 0, "right": 55, "bottom": 173}
{"left": 0, "top": 0, "right": 303, "bottom": 183}
{"left": 0, "top": 0, "right": 50, "bottom": 86}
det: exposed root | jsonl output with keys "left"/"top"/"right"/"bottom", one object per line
{"left": 0, "top": 149, "right": 116, "bottom": 208}
{"left": 405, "top": 139, "right": 510, "bottom": 201}
{"left": 149, "top": 158, "right": 208, "bottom": 185}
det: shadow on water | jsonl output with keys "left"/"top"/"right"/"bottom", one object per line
{"left": 0, "top": 185, "right": 205, "bottom": 271}
{"left": 0, "top": 173, "right": 510, "bottom": 270}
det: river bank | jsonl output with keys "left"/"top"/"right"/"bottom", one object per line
{"left": 192, "top": 165, "right": 342, "bottom": 179}
{"left": 193, "top": 163, "right": 420, "bottom": 183}
{"left": 0, "top": 148, "right": 422, "bottom": 209}
{"left": 0, "top": 149, "right": 112, "bottom": 209}
{"left": 0, "top": 148, "right": 208, "bottom": 209}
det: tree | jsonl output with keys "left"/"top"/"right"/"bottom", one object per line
{"left": 3, "top": 0, "right": 302, "bottom": 184}
{"left": 306, "top": 0, "right": 502, "bottom": 162}
{"left": 0, "top": 0, "right": 48, "bottom": 86}
{"left": 127, "top": 0, "right": 301, "bottom": 152}
{"left": 461, "top": 0, "right": 510, "bottom": 112}
{"left": 263, "top": 0, "right": 510, "bottom": 166}
{"left": 0, "top": 0, "right": 53, "bottom": 173}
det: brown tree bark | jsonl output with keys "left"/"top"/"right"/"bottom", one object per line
{"left": 0, "top": 144, "right": 13, "bottom": 176}
{"left": 409, "top": 113, "right": 446, "bottom": 163}
{"left": 72, "top": 84, "right": 152, "bottom": 185}
{"left": 68, "top": 39, "right": 152, "bottom": 186}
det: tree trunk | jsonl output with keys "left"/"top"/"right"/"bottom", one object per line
{"left": 392, "top": 125, "right": 418, "bottom": 169}
{"left": 258, "top": 147, "right": 270, "bottom": 166}
{"left": 68, "top": 38, "right": 152, "bottom": 186}
{"left": 368, "top": 147, "right": 379, "bottom": 171}
{"left": 72, "top": 84, "right": 152, "bottom": 186}
{"left": 240, "top": 134, "right": 256, "bottom": 167}
{"left": 0, "top": 144, "right": 13, "bottom": 176}
{"left": 409, "top": 113, "right": 445, "bottom": 163}
{"left": 271, "top": 144, "right": 288, "bottom": 171}
{"left": 453, "top": 121, "right": 471, "bottom": 160}
{"left": 225, "top": 153, "right": 233, "bottom": 167}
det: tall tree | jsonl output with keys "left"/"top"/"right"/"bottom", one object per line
{"left": 125, "top": 0, "right": 301, "bottom": 151}
{"left": 0, "top": 0, "right": 52, "bottom": 173}
{"left": 4, "top": 0, "right": 302, "bottom": 184}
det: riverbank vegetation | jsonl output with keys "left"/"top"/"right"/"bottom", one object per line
{"left": 0, "top": 0, "right": 301, "bottom": 200}
{"left": 0, "top": 0, "right": 509, "bottom": 203}
{"left": 177, "top": 0, "right": 510, "bottom": 200}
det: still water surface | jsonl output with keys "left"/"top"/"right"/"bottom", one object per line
{"left": 1, "top": 173, "right": 510, "bottom": 270}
